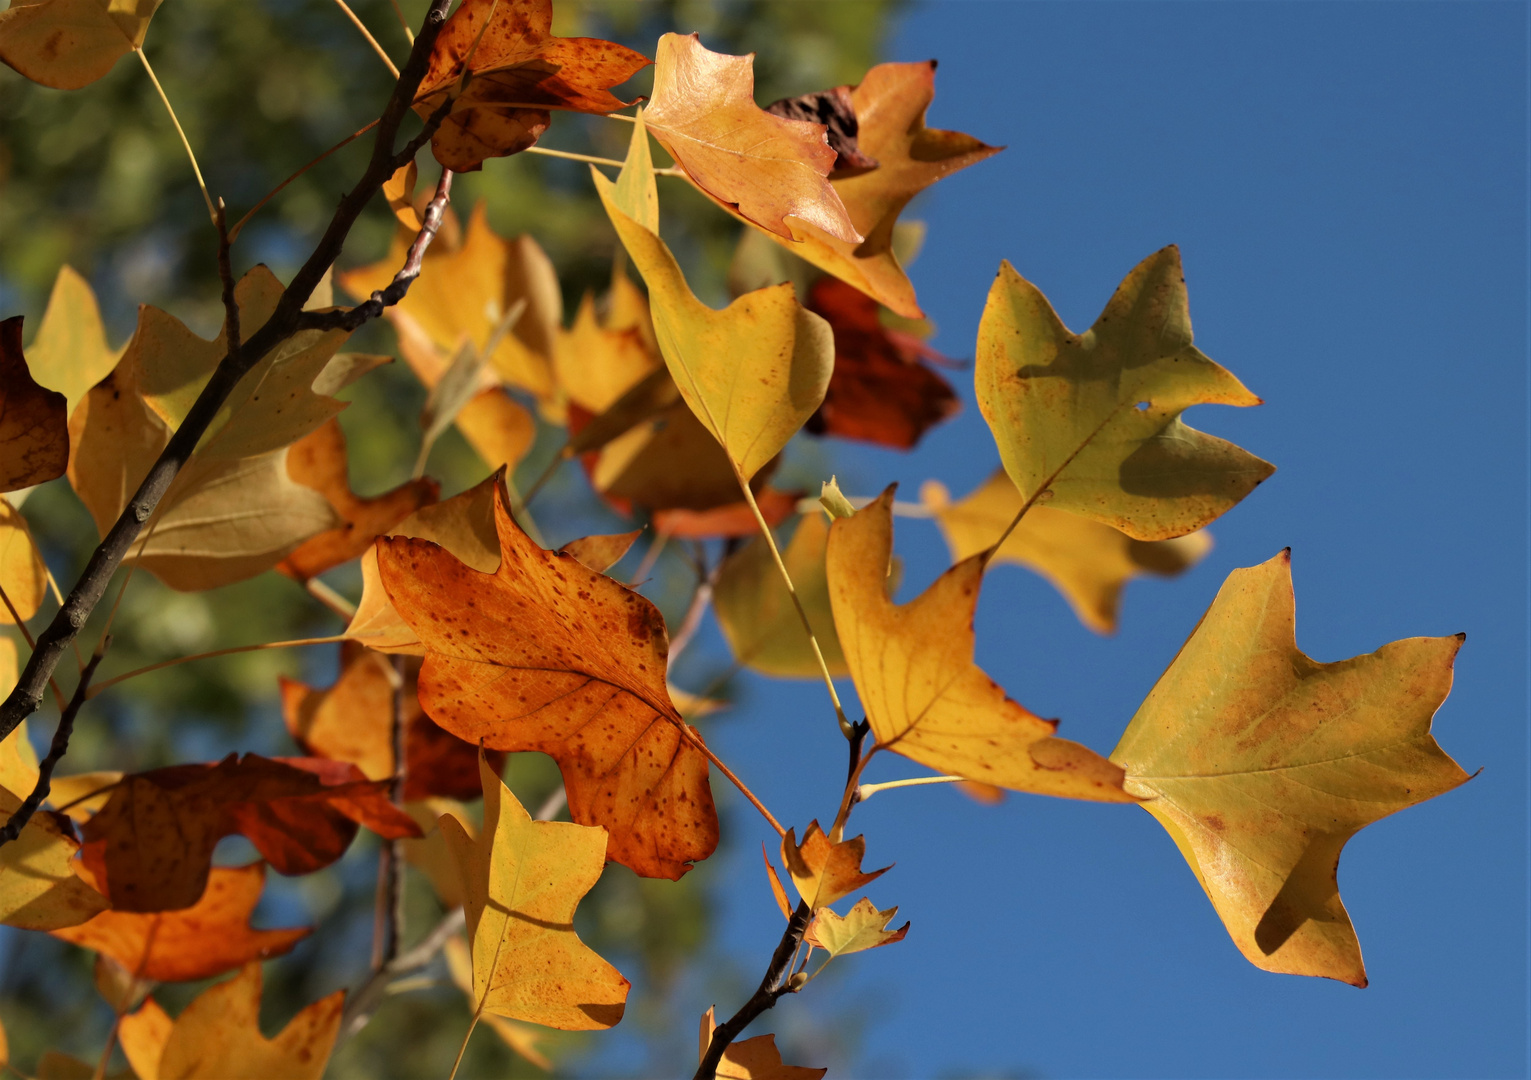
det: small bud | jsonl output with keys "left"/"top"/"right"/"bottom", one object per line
{"left": 819, "top": 477, "right": 857, "bottom": 520}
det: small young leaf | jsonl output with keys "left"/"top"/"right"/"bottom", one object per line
{"left": 805, "top": 897, "right": 909, "bottom": 958}
{"left": 781, "top": 820, "right": 888, "bottom": 913}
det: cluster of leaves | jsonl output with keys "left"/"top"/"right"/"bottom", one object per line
{"left": 0, "top": 0, "right": 1470, "bottom": 1077}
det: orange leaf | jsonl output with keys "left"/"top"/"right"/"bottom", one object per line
{"left": 781, "top": 820, "right": 888, "bottom": 913}
{"left": 762, "top": 843, "right": 792, "bottom": 921}
{"left": 804, "top": 277, "right": 959, "bottom": 449}
{"left": 645, "top": 34, "right": 859, "bottom": 244}
{"left": 558, "top": 530, "right": 640, "bottom": 574}
{"left": 377, "top": 482, "right": 718, "bottom": 879}
{"left": 53, "top": 863, "right": 309, "bottom": 983}
{"left": 413, "top": 0, "right": 649, "bottom": 172}
{"left": 79, "top": 754, "right": 421, "bottom": 912}
{"left": 277, "top": 418, "right": 440, "bottom": 582}
{"left": 0, "top": 316, "right": 68, "bottom": 491}
{"left": 652, "top": 487, "right": 800, "bottom": 540}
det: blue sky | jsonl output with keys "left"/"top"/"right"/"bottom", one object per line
{"left": 689, "top": 4, "right": 1527, "bottom": 1078}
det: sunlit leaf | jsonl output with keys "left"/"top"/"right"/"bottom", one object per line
{"left": 0, "top": 0, "right": 163, "bottom": 90}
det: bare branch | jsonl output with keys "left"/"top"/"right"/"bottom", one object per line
{"left": 694, "top": 901, "right": 812, "bottom": 1080}
{"left": 0, "top": 642, "right": 106, "bottom": 845}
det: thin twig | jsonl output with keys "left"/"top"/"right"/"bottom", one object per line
{"left": 0, "top": 643, "right": 106, "bottom": 845}
{"left": 694, "top": 901, "right": 812, "bottom": 1080}
{"left": 330, "top": 0, "right": 401, "bottom": 78}
{"left": 373, "top": 654, "right": 410, "bottom": 968}
{"left": 667, "top": 550, "right": 721, "bottom": 662}
{"left": 0, "top": 1, "right": 456, "bottom": 797}
{"left": 135, "top": 49, "right": 216, "bottom": 223}
{"left": 338, "top": 908, "right": 466, "bottom": 1047}
{"left": 214, "top": 199, "right": 242, "bottom": 353}
{"left": 228, "top": 120, "right": 380, "bottom": 242}
{"left": 86, "top": 635, "right": 350, "bottom": 698}
{"left": 628, "top": 529, "right": 670, "bottom": 586}
{"left": 304, "top": 577, "right": 358, "bottom": 620}
{"left": 522, "top": 145, "right": 627, "bottom": 169}
{"left": 387, "top": 0, "right": 416, "bottom": 45}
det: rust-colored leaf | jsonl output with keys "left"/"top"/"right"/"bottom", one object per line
{"left": 781, "top": 820, "right": 888, "bottom": 913}
{"left": 766, "top": 85, "right": 878, "bottom": 175}
{"left": 53, "top": 863, "right": 309, "bottom": 983}
{"left": 804, "top": 277, "right": 959, "bottom": 449}
{"left": 377, "top": 482, "right": 719, "bottom": 879}
{"left": 277, "top": 418, "right": 440, "bottom": 582}
{"left": 0, "top": 316, "right": 68, "bottom": 492}
{"left": 652, "top": 487, "right": 800, "bottom": 540}
{"left": 79, "top": 753, "right": 421, "bottom": 912}
{"left": 413, "top": 0, "right": 649, "bottom": 172}
{"left": 645, "top": 34, "right": 859, "bottom": 244}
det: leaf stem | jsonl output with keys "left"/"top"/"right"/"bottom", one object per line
{"left": 303, "top": 577, "right": 358, "bottom": 620}
{"left": 329, "top": 0, "right": 401, "bottom": 78}
{"left": 387, "top": 0, "right": 416, "bottom": 45}
{"left": 855, "top": 774, "right": 963, "bottom": 803}
{"left": 447, "top": 1011, "right": 481, "bottom": 1080}
{"left": 678, "top": 726, "right": 786, "bottom": 838}
{"left": 227, "top": 120, "right": 381, "bottom": 242}
{"left": 522, "top": 145, "right": 628, "bottom": 169}
{"left": 86, "top": 635, "right": 351, "bottom": 698}
{"left": 135, "top": 49, "right": 216, "bottom": 224}
{"left": 738, "top": 478, "right": 852, "bottom": 737}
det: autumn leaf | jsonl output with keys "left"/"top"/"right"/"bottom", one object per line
{"left": 79, "top": 753, "right": 421, "bottom": 912}
{"left": 67, "top": 266, "right": 361, "bottom": 591}
{"left": 118, "top": 963, "right": 343, "bottom": 1080}
{"left": 596, "top": 111, "right": 834, "bottom": 484}
{"left": 804, "top": 276, "right": 959, "bottom": 449}
{"left": 412, "top": 0, "right": 648, "bottom": 172}
{"left": 1110, "top": 551, "right": 1470, "bottom": 985}
{"left": 553, "top": 281, "right": 662, "bottom": 417}
{"left": 781, "top": 820, "right": 888, "bottom": 912}
{"left": 25, "top": 265, "right": 123, "bottom": 417}
{"left": 0, "top": 316, "right": 69, "bottom": 492}
{"left": 805, "top": 897, "right": 909, "bottom": 958}
{"left": 53, "top": 862, "right": 310, "bottom": 982}
{"left": 766, "top": 85, "right": 878, "bottom": 175}
{"left": 827, "top": 488, "right": 1136, "bottom": 801}
{"left": 377, "top": 481, "right": 719, "bottom": 879}
{"left": 653, "top": 487, "right": 800, "bottom": 540}
{"left": 645, "top": 34, "right": 859, "bottom": 244}
{"left": 763, "top": 843, "right": 792, "bottom": 920}
{"left": 922, "top": 471, "right": 1212, "bottom": 634}
{"left": 975, "top": 249, "right": 1275, "bottom": 541}
{"left": 340, "top": 204, "right": 560, "bottom": 400}
{"left": 558, "top": 530, "right": 640, "bottom": 574}
{"left": 382, "top": 161, "right": 423, "bottom": 231}
{"left": 725, "top": 61, "right": 999, "bottom": 318}
{"left": 276, "top": 418, "right": 440, "bottom": 582}
{"left": 0, "top": 0, "right": 163, "bottom": 90}
{"left": 700, "top": 1007, "right": 827, "bottom": 1080}
{"left": 442, "top": 935, "right": 554, "bottom": 1069}
{"left": 439, "top": 755, "right": 628, "bottom": 1029}
{"left": 0, "top": 497, "right": 48, "bottom": 625}
{"left": 590, "top": 398, "right": 764, "bottom": 514}
{"left": 280, "top": 643, "right": 506, "bottom": 800}
{"left": 714, "top": 511, "right": 848, "bottom": 678}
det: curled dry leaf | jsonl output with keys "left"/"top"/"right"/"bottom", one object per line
{"left": 805, "top": 897, "right": 909, "bottom": 958}
{"left": 1111, "top": 552, "right": 1470, "bottom": 986}
{"left": 340, "top": 204, "right": 560, "bottom": 400}
{"left": 763, "top": 843, "right": 792, "bottom": 920}
{"left": 25, "top": 265, "right": 123, "bottom": 417}
{"left": 0, "top": 0, "right": 164, "bottom": 89}
{"left": 827, "top": 489, "right": 1137, "bottom": 802}
{"left": 700, "top": 1007, "right": 827, "bottom": 1080}
{"left": 382, "top": 161, "right": 423, "bottom": 231}
{"left": 975, "top": 249, "right": 1275, "bottom": 541}
{"left": 781, "top": 820, "right": 888, "bottom": 913}
{"left": 440, "top": 756, "right": 629, "bottom": 1029}
{"left": 922, "top": 471, "right": 1212, "bottom": 634}
{"left": 79, "top": 753, "right": 421, "bottom": 912}
{"left": 277, "top": 418, "right": 440, "bottom": 582}
{"left": 118, "top": 963, "right": 343, "bottom": 1080}
{"left": 0, "top": 316, "right": 69, "bottom": 492}
{"left": 596, "top": 112, "right": 834, "bottom": 484}
{"left": 53, "top": 862, "right": 310, "bottom": 983}
{"left": 413, "top": 0, "right": 649, "bottom": 172}
{"left": 377, "top": 482, "right": 718, "bottom": 879}
{"left": 645, "top": 34, "right": 859, "bottom": 244}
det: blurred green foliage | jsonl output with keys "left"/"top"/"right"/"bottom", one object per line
{"left": 0, "top": 1, "right": 901, "bottom": 1076}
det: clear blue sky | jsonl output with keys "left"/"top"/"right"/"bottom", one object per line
{"left": 685, "top": 4, "right": 1527, "bottom": 1078}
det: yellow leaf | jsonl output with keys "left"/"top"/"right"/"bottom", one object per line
{"left": 804, "top": 897, "right": 908, "bottom": 958}
{"left": 644, "top": 34, "right": 858, "bottom": 244}
{"left": 826, "top": 489, "right": 1135, "bottom": 802}
{"left": 595, "top": 112, "right": 833, "bottom": 483}
{"left": 0, "top": 0, "right": 163, "bottom": 90}
{"left": 1110, "top": 551, "right": 1470, "bottom": 986}
{"left": 45, "top": 770, "right": 122, "bottom": 821}
{"left": 714, "top": 512, "right": 847, "bottom": 679}
{"left": 383, "top": 161, "right": 423, "bottom": 231}
{"left": 439, "top": 756, "right": 629, "bottom": 1029}
{"left": 118, "top": 964, "right": 343, "bottom": 1080}
{"left": 339, "top": 205, "right": 559, "bottom": 400}
{"left": 922, "top": 472, "right": 1212, "bottom": 634}
{"left": 401, "top": 798, "right": 470, "bottom": 910}
{"left": 26, "top": 265, "right": 123, "bottom": 417}
{"left": 781, "top": 820, "right": 886, "bottom": 913}
{"left": 0, "top": 501, "right": 45, "bottom": 627}
{"left": 975, "top": 250, "right": 1274, "bottom": 541}
{"left": 762, "top": 843, "right": 791, "bottom": 920}
{"left": 442, "top": 935, "right": 554, "bottom": 1070}
{"left": 552, "top": 288, "right": 662, "bottom": 416}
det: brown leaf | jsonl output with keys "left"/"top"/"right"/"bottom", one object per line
{"left": 645, "top": 34, "right": 859, "bottom": 243}
{"left": 558, "top": 530, "right": 640, "bottom": 574}
{"left": 766, "top": 85, "right": 878, "bottom": 175}
{"left": 413, "top": 0, "right": 649, "bottom": 172}
{"left": 53, "top": 863, "right": 310, "bottom": 983}
{"left": 79, "top": 753, "right": 421, "bottom": 912}
{"left": 781, "top": 820, "right": 888, "bottom": 913}
{"left": 0, "top": 316, "right": 68, "bottom": 491}
{"left": 377, "top": 482, "right": 718, "bottom": 879}
{"left": 804, "top": 277, "right": 959, "bottom": 449}
{"left": 277, "top": 418, "right": 440, "bottom": 582}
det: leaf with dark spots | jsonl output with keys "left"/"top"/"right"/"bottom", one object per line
{"left": 377, "top": 482, "right": 718, "bottom": 880}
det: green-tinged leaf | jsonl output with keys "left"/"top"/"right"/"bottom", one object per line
{"left": 805, "top": 897, "right": 908, "bottom": 957}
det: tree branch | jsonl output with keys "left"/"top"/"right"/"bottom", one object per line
{"left": 338, "top": 907, "right": 466, "bottom": 1047}
{"left": 695, "top": 901, "right": 812, "bottom": 1080}
{"left": 0, "top": 642, "right": 106, "bottom": 845}
{"left": 0, "top": 0, "right": 455, "bottom": 793}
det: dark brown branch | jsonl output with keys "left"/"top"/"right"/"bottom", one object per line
{"left": 214, "top": 200, "right": 241, "bottom": 356}
{"left": 372, "top": 654, "right": 410, "bottom": 968}
{"left": 0, "top": 0, "right": 455, "bottom": 791}
{"left": 0, "top": 643, "right": 106, "bottom": 845}
{"left": 695, "top": 901, "right": 813, "bottom": 1080}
